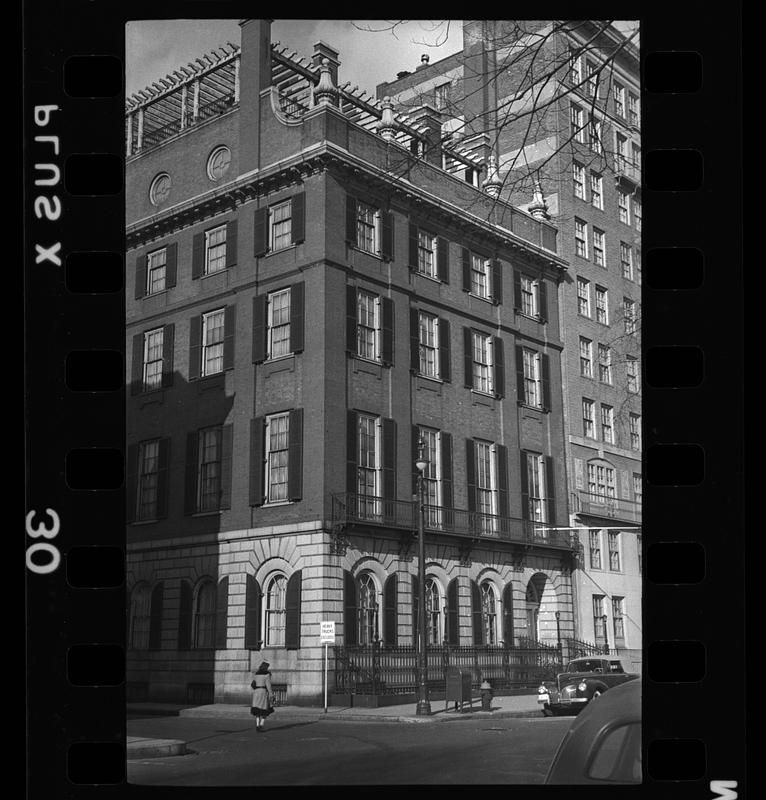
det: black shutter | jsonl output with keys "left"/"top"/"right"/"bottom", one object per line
{"left": 345, "top": 195, "right": 357, "bottom": 243}
{"left": 344, "top": 570, "right": 358, "bottom": 645}
{"left": 253, "top": 206, "right": 269, "bottom": 256}
{"left": 131, "top": 333, "right": 143, "bottom": 395}
{"left": 244, "top": 574, "right": 262, "bottom": 650}
{"left": 288, "top": 409, "right": 304, "bottom": 501}
{"left": 161, "top": 323, "right": 174, "bottom": 388}
{"left": 291, "top": 191, "right": 305, "bottom": 244}
{"left": 384, "top": 573, "right": 398, "bottom": 645}
{"left": 149, "top": 582, "right": 164, "bottom": 650}
{"left": 538, "top": 279, "right": 548, "bottom": 322}
{"left": 411, "top": 574, "right": 419, "bottom": 641}
{"left": 411, "top": 425, "right": 420, "bottom": 495}
{"left": 165, "top": 243, "right": 178, "bottom": 289}
{"left": 546, "top": 456, "right": 556, "bottom": 525}
{"left": 223, "top": 304, "right": 236, "bottom": 371}
{"left": 346, "top": 285, "right": 357, "bottom": 354}
{"left": 502, "top": 583, "right": 514, "bottom": 645}
{"left": 192, "top": 232, "right": 205, "bottom": 279}
{"left": 410, "top": 307, "right": 420, "bottom": 372}
{"left": 184, "top": 431, "right": 199, "bottom": 515}
{"left": 215, "top": 577, "right": 229, "bottom": 649}
{"left": 177, "top": 580, "right": 193, "bottom": 650}
{"left": 471, "top": 580, "right": 483, "bottom": 645}
{"left": 346, "top": 410, "right": 358, "bottom": 494}
{"left": 126, "top": 443, "right": 139, "bottom": 523}
{"left": 189, "top": 315, "right": 201, "bottom": 381}
{"left": 285, "top": 570, "right": 302, "bottom": 650}
{"left": 515, "top": 344, "right": 525, "bottom": 403}
{"left": 381, "top": 297, "right": 394, "bottom": 366}
{"left": 219, "top": 424, "right": 233, "bottom": 510}
{"left": 249, "top": 417, "right": 265, "bottom": 506}
{"left": 135, "top": 254, "right": 147, "bottom": 299}
{"left": 541, "top": 353, "right": 551, "bottom": 410}
{"left": 381, "top": 211, "right": 393, "bottom": 260}
{"left": 492, "top": 259, "right": 503, "bottom": 305}
{"left": 461, "top": 247, "right": 471, "bottom": 291}
{"left": 463, "top": 327, "right": 473, "bottom": 388}
{"left": 447, "top": 577, "right": 459, "bottom": 644}
{"left": 382, "top": 417, "right": 396, "bottom": 503}
{"left": 441, "top": 432, "right": 453, "bottom": 510}
{"left": 409, "top": 222, "right": 419, "bottom": 270}
{"left": 252, "top": 294, "right": 267, "bottom": 364}
{"left": 290, "top": 282, "right": 305, "bottom": 354}
{"left": 438, "top": 318, "right": 451, "bottom": 382}
{"left": 496, "top": 443, "right": 509, "bottom": 518}
{"left": 493, "top": 336, "right": 505, "bottom": 398}
{"left": 225, "top": 219, "right": 238, "bottom": 268}
{"left": 466, "top": 439, "right": 476, "bottom": 512}
{"left": 513, "top": 270, "right": 522, "bottom": 311}
{"left": 519, "top": 451, "right": 530, "bottom": 520}
{"left": 437, "top": 237, "right": 449, "bottom": 283}
{"left": 156, "top": 438, "right": 170, "bottom": 519}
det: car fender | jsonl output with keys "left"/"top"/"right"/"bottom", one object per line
{"left": 582, "top": 679, "right": 608, "bottom": 698}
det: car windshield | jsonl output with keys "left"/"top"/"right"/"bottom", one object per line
{"left": 567, "top": 659, "right": 605, "bottom": 672}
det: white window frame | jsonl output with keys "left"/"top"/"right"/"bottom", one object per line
{"left": 618, "top": 189, "right": 631, "bottom": 224}
{"left": 207, "top": 146, "right": 231, "bottom": 181}
{"left": 633, "top": 473, "right": 643, "bottom": 504}
{"left": 629, "top": 413, "right": 642, "bottom": 451}
{"left": 568, "top": 49, "right": 582, "bottom": 85}
{"left": 269, "top": 199, "right": 293, "bottom": 252}
{"left": 418, "top": 311, "right": 440, "bottom": 379}
{"left": 417, "top": 229, "right": 437, "bottom": 278}
{"left": 526, "top": 452, "right": 548, "bottom": 522}
{"left": 598, "top": 344, "right": 612, "bottom": 385}
{"left": 204, "top": 224, "right": 227, "bottom": 275}
{"left": 358, "top": 413, "right": 381, "bottom": 517}
{"left": 357, "top": 572, "right": 381, "bottom": 644}
{"left": 608, "top": 532, "right": 621, "bottom": 571}
{"left": 137, "top": 439, "right": 160, "bottom": 521}
{"left": 589, "top": 529, "right": 602, "bottom": 570}
{"left": 614, "top": 81, "right": 625, "bottom": 117}
{"left": 623, "top": 298, "right": 637, "bottom": 334}
{"left": 577, "top": 277, "right": 591, "bottom": 317}
{"left": 480, "top": 581, "right": 499, "bottom": 645}
{"left": 585, "top": 59, "right": 599, "bottom": 97}
{"left": 435, "top": 82, "right": 451, "bottom": 111}
{"left": 588, "top": 115, "right": 603, "bottom": 154}
{"left": 265, "top": 412, "right": 290, "bottom": 504}
{"left": 573, "top": 161, "right": 585, "bottom": 199}
{"left": 470, "top": 252, "right": 492, "bottom": 300}
{"left": 612, "top": 596, "right": 625, "bottom": 640}
{"left": 593, "top": 595, "right": 606, "bottom": 641}
{"left": 142, "top": 327, "right": 164, "bottom": 391}
{"left": 356, "top": 290, "right": 381, "bottom": 362}
{"left": 419, "top": 426, "right": 443, "bottom": 527}
{"left": 595, "top": 286, "right": 609, "bottom": 325}
{"left": 424, "top": 577, "right": 443, "bottom": 645}
{"left": 579, "top": 336, "right": 593, "bottom": 378}
{"left": 575, "top": 218, "right": 588, "bottom": 259}
{"left": 626, "top": 356, "right": 639, "bottom": 393}
{"left": 520, "top": 275, "right": 538, "bottom": 317}
{"left": 356, "top": 200, "right": 380, "bottom": 255}
{"left": 197, "top": 426, "right": 223, "bottom": 512}
{"left": 621, "top": 242, "right": 634, "bottom": 280}
{"left": 522, "top": 348, "right": 542, "bottom": 408}
{"left": 263, "top": 572, "right": 287, "bottom": 647}
{"left": 201, "top": 308, "right": 226, "bottom": 376}
{"left": 582, "top": 398, "right": 595, "bottom": 438}
{"left": 616, "top": 132, "right": 628, "bottom": 171}
{"left": 588, "top": 463, "right": 616, "bottom": 501}
{"left": 593, "top": 227, "right": 605, "bottom": 267}
{"left": 633, "top": 197, "right": 642, "bottom": 231}
{"left": 472, "top": 331, "right": 494, "bottom": 395}
{"left": 590, "top": 172, "right": 603, "bottom": 210}
{"left": 600, "top": 404, "right": 615, "bottom": 444}
{"left": 628, "top": 92, "right": 640, "bottom": 127}
{"left": 267, "top": 288, "right": 291, "bottom": 359}
{"left": 475, "top": 440, "right": 498, "bottom": 530}
{"left": 570, "top": 103, "right": 585, "bottom": 143}
{"left": 146, "top": 247, "right": 167, "bottom": 295}
{"left": 193, "top": 579, "right": 216, "bottom": 649}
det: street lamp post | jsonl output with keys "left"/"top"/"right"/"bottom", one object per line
{"left": 602, "top": 615, "right": 609, "bottom": 654}
{"left": 415, "top": 439, "right": 431, "bottom": 716}
{"left": 555, "top": 611, "right": 561, "bottom": 652}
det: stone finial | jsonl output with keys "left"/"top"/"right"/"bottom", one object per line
{"left": 528, "top": 177, "right": 550, "bottom": 220}
{"left": 377, "top": 96, "right": 397, "bottom": 140}
{"left": 421, "top": 54, "right": 430, "bottom": 65}
{"left": 313, "top": 58, "right": 338, "bottom": 106}
{"left": 481, "top": 154, "right": 503, "bottom": 198}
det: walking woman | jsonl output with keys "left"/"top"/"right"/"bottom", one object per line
{"left": 250, "top": 661, "right": 274, "bottom": 732}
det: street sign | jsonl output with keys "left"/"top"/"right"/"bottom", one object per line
{"left": 319, "top": 620, "right": 335, "bottom": 644}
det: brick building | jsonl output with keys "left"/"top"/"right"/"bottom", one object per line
{"left": 377, "top": 20, "right": 642, "bottom": 670}
{"left": 125, "top": 19, "right": 580, "bottom": 707}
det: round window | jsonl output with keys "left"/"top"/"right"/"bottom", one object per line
{"left": 207, "top": 146, "right": 231, "bottom": 181}
{"left": 149, "top": 173, "right": 171, "bottom": 206}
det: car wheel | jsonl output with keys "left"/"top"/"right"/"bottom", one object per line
{"left": 543, "top": 708, "right": 553, "bottom": 717}
{"left": 591, "top": 690, "right": 602, "bottom": 700}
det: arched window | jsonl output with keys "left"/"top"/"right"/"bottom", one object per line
{"left": 425, "top": 577, "right": 442, "bottom": 645}
{"left": 481, "top": 582, "right": 498, "bottom": 645}
{"left": 129, "top": 583, "right": 151, "bottom": 650}
{"left": 193, "top": 580, "right": 216, "bottom": 649}
{"left": 357, "top": 572, "right": 379, "bottom": 644}
{"left": 264, "top": 573, "right": 287, "bottom": 647}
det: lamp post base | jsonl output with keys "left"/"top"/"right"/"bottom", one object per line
{"left": 415, "top": 698, "right": 432, "bottom": 716}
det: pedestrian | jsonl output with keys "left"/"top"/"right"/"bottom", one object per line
{"left": 250, "top": 660, "right": 275, "bottom": 732}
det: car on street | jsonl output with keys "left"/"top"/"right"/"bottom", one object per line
{"left": 537, "top": 656, "right": 639, "bottom": 716}
{"left": 545, "top": 677, "right": 641, "bottom": 784}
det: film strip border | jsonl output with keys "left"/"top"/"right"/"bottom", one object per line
{"left": 23, "top": 4, "right": 744, "bottom": 797}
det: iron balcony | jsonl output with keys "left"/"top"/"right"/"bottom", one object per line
{"left": 571, "top": 491, "right": 642, "bottom": 524}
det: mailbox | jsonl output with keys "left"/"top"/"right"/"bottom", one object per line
{"left": 445, "top": 667, "right": 474, "bottom": 711}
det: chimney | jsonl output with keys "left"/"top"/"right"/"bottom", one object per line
{"left": 311, "top": 41, "right": 340, "bottom": 87}
{"left": 238, "top": 19, "right": 272, "bottom": 172}
{"left": 408, "top": 104, "right": 443, "bottom": 167}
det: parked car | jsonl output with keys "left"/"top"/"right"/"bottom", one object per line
{"left": 545, "top": 677, "right": 641, "bottom": 784}
{"left": 537, "top": 656, "right": 639, "bottom": 716}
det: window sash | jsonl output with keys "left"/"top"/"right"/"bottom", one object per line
{"left": 358, "top": 415, "right": 380, "bottom": 516}
{"left": 356, "top": 202, "right": 378, "bottom": 254}
{"left": 596, "top": 288, "right": 609, "bottom": 324}
{"left": 147, "top": 248, "right": 167, "bottom": 295}
{"left": 589, "top": 117, "right": 602, "bottom": 153}
{"left": 270, "top": 200, "right": 292, "bottom": 251}
{"left": 523, "top": 349, "right": 541, "bottom": 407}
{"left": 202, "top": 310, "right": 225, "bottom": 375}
{"left": 624, "top": 299, "right": 637, "bottom": 334}
{"left": 608, "top": 533, "right": 621, "bottom": 570}
{"left": 571, "top": 104, "right": 585, "bottom": 142}
{"left": 266, "top": 413, "right": 290, "bottom": 503}
{"left": 357, "top": 574, "right": 379, "bottom": 644}
{"left": 419, "top": 313, "right": 439, "bottom": 377}
{"left": 600, "top": 405, "right": 614, "bottom": 443}
{"left": 205, "top": 225, "right": 227, "bottom": 274}
{"left": 593, "top": 229, "right": 605, "bottom": 266}
{"left": 582, "top": 400, "right": 595, "bottom": 437}
{"left": 621, "top": 243, "right": 634, "bottom": 280}
{"left": 520, "top": 276, "right": 537, "bottom": 317}
{"left": 265, "top": 575, "right": 287, "bottom": 647}
{"left": 137, "top": 440, "right": 160, "bottom": 520}
{"left": 574, "top": 220, "right": 588, "bottom": 258}
{"left": 577, "top": 279, "right": 591, "bottom": 316}
{"left": 580, "top": 338, "right": 593, "bottom": 377}
{"left": 481, "top": 584, "right": 497, "bottom": 645}
{"left": 526, "top": 453, "right": 547, "bottom": 522}
{"left": 194, "top": 583, "right": 216, "bottom": 648}
{"left": 588, "top": 464, "right": 616, "bottom": 499}
{"left": 589, "top": 531, "right": 602, "bottom": 570}
{"left": 470, "top": 254, "right": 490, "bottom": 298}
{"left": 417, "top": 231, "right": 436, "bottom": 277}
{"left": 425, "top": 579, "right": 441, "bottom": 645}
{"left": 630, "top": 414, "right": 641, "bottom": 450}
{"left": 598, "top": 345, "right": 612, "bottom": 384}
{"left": 618, "top": 190, "right": 630, "bottom": 224}
{"left": 590, "top": 173, "right": 603, "bottom": 209}
{"left": 198, "top": 427, "right": 222, "bottom": 511}
{"left": 268, "top": 289, "right": 291, "bottom": 359}
{"left": 614, "top": 83, "right": 625, "bottom": 117}
{"left": 143, "top": 328, "right": 164, "bottom": 390}
{"left": 357, "top": 291, "right": 379, "bottom": 360}
{"left": 573, "top": 163, "right": 585, "bottom": 198}
{"left": 472, "top": 332, "right": 493, "bottom": 394}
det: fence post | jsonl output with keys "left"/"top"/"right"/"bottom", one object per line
{"left": 372, "top": 639, "right": 380, "bottom": 694}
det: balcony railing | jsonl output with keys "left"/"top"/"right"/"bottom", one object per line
{"left": 332, "top": 492, "right": 579, "bottom": 551}
{"left": 571, "top": 491, "right": 642, "bottom": 524}
{"left": 614, "top": 157, "right": 641, "bottom": 187}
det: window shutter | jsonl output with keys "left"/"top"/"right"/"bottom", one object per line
{"left": 252, "top": 294, "right": 267, "bottom": 364}
{"left": 465, "top": 439, "right": 476, "bottom": 512}
{"left": 538, "top": 279, "right": 548, "bottom": 322}
{"left": 384, "top": 573, "right": 398, "bottom": 645}
{"left": 192, "top": 232, "right": 205, "bottom": 279}
{"left": 156, "top": 438, "right": 170, "bottom": 519}
{"left": 285, "top": 570, "right": 302, "bottom": 650}
{"left": 496, "top": 444, "right": 509, "bottom": 518}
{"left": 165, "top": 243, "right": 178, "bottom": 289}
{"left": 219, "top": 424, "right": 233, "bottom": 510}
{"left": 344, "top": 570, "right": 358, "bottom": 645}
{"left": 471, "top": 579, "right": 483, "bottom": 645}
{"left": 513, "top": 270, "right": 522, "bottom": 311}
{"left": 290, "top": 282, "right": 305, "bottom": 354}
{"left": 446, "top": 577, "right": 459, "bottom": 644}
{"left": 346, "top": 410, "right": 358, "bottom": 494}
{"left": 161, "top": 323, "right": 174, "bottom": 388}
{"left": 546, "top": 456, "right": 556, "bottom": 525}
{"left": 463, "top": 327, "right": 473, "bottom": 388}
{"left": 382, "top": 417, "right": 397, "bottom": 504}
{"left": 411, "top": 425, "right": 420, "bottom": 496}
{"left": 184, "top": 431, "right": 199, "bottom": 515}
{"left": 149, "top": 582, "right": 164, "bottom": 650}
{"left": 408, "top": 222, "right": 418, "bottom": 270}
{"left": 223, "top": 305, "right": 236, "bottom": 371}
{"left": 381, "top": 297, "right": 394, "bottom": 366}
{"left": 493, "top": 336, "right": 505, "bottom": 398}
{"left": 437, "top": 237, "right": 449, "bottom": 283}
{"left": 515, "top": 344, "right": 524, "bottom": 403}
{"left": 502, "top": 583, "right": 514, "bottom": 645}
{"left": 461, "top": 247, "right": 471, "bottom": 291}
{"left": 438, "top": 318, "right": 451, "bottom": 382}
{"left": 225, "top": 219, "right": 238, "bottom": 268}
{"left": 441, "top": 432, "right": 453, "bottom": 511}
{"left": 177, "top": 580, "right": 193, "bottom": 650}
{"left": 135, "top": 254, "right": 147, "bottom": 300}
{"left": 291, "top": 192, "right": 305, "bottom": 244}
{"left": 411, "top": 307, "right": 422, "bottom": 372}
{"left": 288, "top": 408, "right": 304, "bottom": 501}
{"left": 253, "top": 206, "right": 269, "bottom": 257}
{"left": 346, "top": 285, "right": 357, "bottom": 354}
{"left": 411, "top": 574, "right": 419, "bottom": 640}
{"left": 131, "top": 333, "right": 143, "bottom": 395}
{"left": 249, "top": 417, "right": 266, "bottom": 506}
{"left": 519, "top": 451, "right": 530, "bottom": 520}
{"left": 492, "top": 259, "right": 503, "bottom": 305}
{"left": 381, "top": 211, "right": 394, "bottom": 260}
{"left": 188, "top": 315, "right": 201, "bottom": 381}
{"left": 244, "top": 574, "right": 262, "bottom": 650}
{"left": 215, "top": 577, "right": 229, "bottom": 649}
{"left": 345, "top": 195, "right": 357, "bottom": 243}
{"left": 541, "top": 353, "right": 551, "bottom": 410}
{"left": 126, "top": 443, "right": 139, "bottom": 523}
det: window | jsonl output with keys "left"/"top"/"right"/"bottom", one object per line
{"left": 357, "top": 290, "right": 380, "bottom": 361}
{"left": 137, "top": 440, "right": 160, "bottom": 521}
{"left": 631, "top": 142, "right": 641, "bottom": 169}
{"left": 419, "top": 311, "right": 439, "bottom": 378}
{"left": 593, "top": 228, "right": 605, "bottom": 267}
{"left": 470, "top": 252, "right": 491, "bottom": 299}
{"left": 472, "top": 331, "right": 494, "bottom": 394}
{"left": 265, "top": 413, "right": 290, "bottom": 503}
{"left": 614, "top": 81, "right": 625, "bottom": 117}
{"left": 194, "top": 580, "right": 216, "bottom": 649}
{"left": 207, "top": 146, "right": 231, "bottom": 181}
{"left": 425, "top": 578, "right": 442, "bottom": 645}
{"left": 417, "top": 230, "right": 437, "bottom": 278}
{"left": 582, "top": 398, "right": 595, "bottom": 438}
{"left": 612, "top": 597, "right": 625, "bottom": 641}
{"left": 146, "top": 248, "right": 167, "bottom": 295}
{"left": 570, "top": 103, "right": 585, "bottom": 143}
{"left": 197, "top": 427, "right": 223, "bottom": 512}
{"left": 129, "top": 584, "right": 151, "bottom": 649}
{"left": 608, "top": 532, "right": 621, "bottom": 571}
{"left": 636, "top": 532, "right": 643, "bottom": 574}
{"left": 150, "top": 172, "right": 171, "bottom": 206}
{"left": 526, "top": 452, "right": 548, "bottom": 522}
{"left": 520, "top": 275, "right": 538, "bottom": 317}
{"left": 522, "top": 348, "right": 541, "bottom": 407}
{"left": 573, "top": 161, "right": 585, "bottom": 199}
{"left": 589, "top": 529, "right": 602, "bottom": 570}
{"left": 575, "top": 219, "right": 588, "bottom": 259}
{"left": 596, "top": 285, "right": 609, "bottom": 324}
{"left": 633, "top": 197, "right": 642, "bottom": 231}
{"left": 568, "top": 49, "right": 582, "bottom": 85}
{"left": 142, "top": 327, "right": 164, "bottom": 391}
{"left": 201, "top": 309, "right": 225, "bottom": 376}
{"left": 481, "top": 582, "right": 498, "bottom": 645}
{"left": 419, "top": 427, "right": 443, "bottom": 527}
{"left": 577, "top": 277, "right": 591, "bottom": 316}
{"left": 269, "top": 200, "right": 292, "bottom": 251}
{"left": 579, "top": 337, "right": 593, "bottom": 377}
{"left": 628, "top": 92, "right": 640, "bottom": 127}
{"left": 356, "top": 200, "right": 379, "bottom": 254}
{"left": 636, "top": 248, "right": 642, "bottom": 284}
{"left": 626, "top": 356, "right": 639, "bottom": 393}
{"left": 357, "top": 572, "right": 379, "bottom": 644}
{"left": 588, "top": 463, "right": 616, "bottom": 502}
{"left": 590, "top": 172, "right": 603, "bottom": 209}
{"left": 617, "top": 189, "right": 630, "bottom": 224}
{"left": 629, "top": 414, "right": 641, "bottom": 450}
{"left": 623, "top": 298, "right": 637, "bottom": 334}
{"left": 621, "top": 242, "right": 634, "bottom": 280}
{"left": 633, "top": 473, "right": 643, "bottom": 504}
{"left": 593, "top": 595, "right": 606, "bottom": 641}
{"left": 475, "top": 441, "right": 497, "bottom": 527}
{"left": 616, "top": 132, "right": 628, "bottom": 170}
{"left": 358, "top": 413, "right": 381, "bottom": 516}
{"left": 585, "top": 60, "right": 599, "bottom": 97}
{"left": 600, "top": 404, "right": 614, "bottom": 443}
{"left": 264, "top": 573, "right": 287, "bottom": 647}
{"left": 267, "top": 288, "right": 291, "bottom": 359}
{"left": 598, "top": 344, "right": 612, "bottom": 384}
{"left": 588, "top": 116, "right": 602, "bottom": 153}
{"left": 205, "top": 224, "right": 227, "bottom": 274}
{"left": 435, "top": 82, "right": 451, "bottom": 110}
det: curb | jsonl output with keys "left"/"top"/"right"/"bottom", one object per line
{"left": 127, "top": 738, "right": 188, "bottom": 760}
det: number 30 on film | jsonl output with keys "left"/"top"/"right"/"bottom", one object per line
{"left": 25, "top": 508, "right": 61, "bottom": 574}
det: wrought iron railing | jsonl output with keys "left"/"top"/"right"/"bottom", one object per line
{"left": 571, "top": 491, "right": 642, "bottom": 524}
{"left": 564, "top": 637, "right": 619, "bottom": 659}
{"left": 332, "top": 492, "right": 579, "bottom": 550}
{"left": 614, "top": 157, "right": 641, "bottom": 186}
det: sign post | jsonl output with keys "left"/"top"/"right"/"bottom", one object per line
{"left": 319, "top": 620, "right": 336, "bottom": 713}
